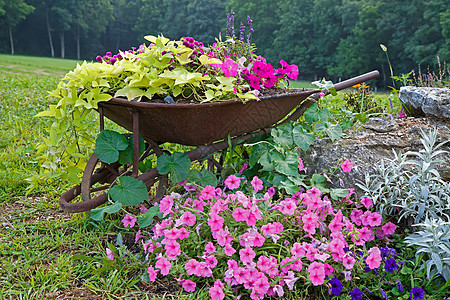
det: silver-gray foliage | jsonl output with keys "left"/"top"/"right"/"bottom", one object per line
{"left": 404, "top": 218, "right": 450, "bottom": 281}
{"left": 357, "top": 128, "right": 450, "bottom": 224}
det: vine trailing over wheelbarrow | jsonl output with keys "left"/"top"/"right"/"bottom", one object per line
{"left": 59, "top": 70, "right": 379, "bottom": 215}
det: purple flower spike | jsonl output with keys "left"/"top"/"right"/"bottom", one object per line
{"left": 110, "top": 58, "right": 117, "bottom": 64}
{"left": 106, "top": 51, "right": 112, "bottom": 56}
{"left": 96, "top": 55, "right": 102, "bottom": 62}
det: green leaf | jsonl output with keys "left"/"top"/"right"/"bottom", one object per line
{"left": 90, "top": 201, "right": 123, "bottom": 221}
{"left": 118, "top": 135, "right": 145, "bottom": 165}
{"left": 330, "top": 188, "right": 350, "bottom": 200}
{"left": 311, "top": 174, "right": 327, "bottom": 189}
{"left": 94, "top": 130, "right": 128, "bottom": 163}
{"left": 156, "top": 152, "right": 191, "bottom": 183}
{"left": 304, "top": 104, "right": 329, "bottom": 123}
{"left": 293, "top": 125, "right": 315, "bottom": 152}
{"left": 271, "top": 125, "right": 293, "bottom": 148}
{"left": 273, "top": 153, "right": 299, "bottom": 177}
{"left": 138, "top": 205, "right": 163, "bottom": 229}
{"left": 109, "top": 176, "right": 148, "bottom": 206}
{"left": 325, "top": 124, "right": 343, "bottom": 142}
{"left": 139, "top": 159, "right": 152, "bottom": 173}
{"left": 187, "top": 169, "right": 218, "bottom": 187}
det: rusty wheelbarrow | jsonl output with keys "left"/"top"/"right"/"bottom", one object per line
{"left": 59, "top": 70, "right": 379, "bottom": 213}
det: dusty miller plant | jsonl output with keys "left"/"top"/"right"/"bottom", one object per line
{"left": 404, "top": 218, "right": 450, "bottom": 281}
{"left": 357, "top": 128, "right": 450, "bottom": 225}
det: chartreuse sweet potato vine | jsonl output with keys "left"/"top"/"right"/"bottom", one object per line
{"left": 29, "top": 35, "right": 299, "bottom": 187}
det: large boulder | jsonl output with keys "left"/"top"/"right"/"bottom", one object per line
{"left": 399, "top": 86, "right": 450, "bottom": 119}
{"left": 299, "top": 117, "right": 450, "bottom": 196}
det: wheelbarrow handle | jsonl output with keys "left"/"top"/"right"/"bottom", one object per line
{"left": 313, "top": 70, "right": 380, "bottom": 99}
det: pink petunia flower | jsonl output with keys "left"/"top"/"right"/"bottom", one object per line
{"left": 201, "top": 185, "right": 216, "bottom": 200}
{"left": 204, "top": 242, "right": 216, "bottom": 255}
{"left": 381, "top": 222, "right": 397, "bottom": 235}
{"left": 248, "top": 74, "right": 261, "bottom": 90}
{"left": 209, "top": 282, "right": 225, "bottom": 300}
{"left": 106, "top": 248, "right": 114, "bottom": 260}
{"left": 298, "top": 157, "right": 307, "bottom": 173}
{"left": 343, "top": 254, "right": 356, "bottom": 269}
{"left": 224, "top": 175, "right": 241, "bottom": 190}
{"left": 367, "top": 212, "right": 383, "bottom": 227}
{"left": 398, "top": 109, "right": 406, "bottom": 117}
{"left": 122, "top": 214, "right": 137, "bottom": 228}
{"left": 251, "top": 176, "right": 263, "bottom": 192}
{"left": 155, "top": 256, "right": 172, "bottom": 276}
{"left": 135, "top": 230, "right": 145, "bottom": 243}
{"left": 159, "top": 195, "right": 174, "bottom": 215}
{"left": 208, "top": 213, "right": 224, "bottom": 232}
{"left": 181, "top": 279, "right": 196, "bottom": 292}
{"left": 224, "top": 243, "right": 236, "bottom": 256}
{"left": 185, "top": 259, "right": 200, "bottom": 275}
{"left": 239, "top": 246, "right": 256, "bottom": 264}
{"left": 341, "top": 159, "right": 353, "bottom": 173}
{"left": 221, "top": 58, "right": 239, "bottom": 77}
{"left": 366, "top": 247, "right": 382, "bottom": 269}
{"left": 181, "top": 211, "right": 196, "bottom": 227}
{"left": 147, "top": 265, "right": 158, "bottom": 282}
{"left": 279, "top": 199, "right": 297, "bottom": 215}
{"left": 360, "top": 197, "right": 373, "bottom": 209}
{"left": 232, "top": 207, "right": 249, "bottom": 223}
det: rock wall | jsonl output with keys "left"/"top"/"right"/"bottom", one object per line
{"left": 299, "top": 116, "right": 450, "bottom": 196}
{"left": 399, "top": 86, "right": 450, "bottom": 119}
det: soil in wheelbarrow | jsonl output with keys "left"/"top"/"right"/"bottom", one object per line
{"left": 143, "top": 87, "right": 302, "bottom": 104}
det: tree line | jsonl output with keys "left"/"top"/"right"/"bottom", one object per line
{"left": 1, "top": 0, "right": 449, "bottom": 86}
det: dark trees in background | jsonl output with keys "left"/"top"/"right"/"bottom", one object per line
{"left": 1, "top": 0, "right": 449, "bottom": 87}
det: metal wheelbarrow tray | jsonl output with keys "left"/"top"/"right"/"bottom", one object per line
{"left": 59, "top": 70, "right": 379, "bottom": 213}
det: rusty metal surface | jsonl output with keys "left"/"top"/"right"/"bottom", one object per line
{"left": 99, "top": 88, "right": 320, "bottom": 146}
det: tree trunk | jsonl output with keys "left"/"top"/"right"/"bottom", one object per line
{"left": 60, "top": 31, "right": 65, "bottom": 59}
{"left": 9, "top": 26, "right": 14, "bottom": 55}
{"left": 46, "top": 8, "right": 55, "bottom": 58}
{"left": 76, "top": 25, "right": 80, "bottom": 60}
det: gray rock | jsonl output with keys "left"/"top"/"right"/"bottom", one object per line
{"left": 299, "top": 117, "right": 450, "bottom": 196}
{"left": 399, "top": 86, "right": 450, "bottom": 119}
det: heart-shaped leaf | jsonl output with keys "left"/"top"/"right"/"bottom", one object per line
{"left": 293, "top": 125, "right": 315, "bottom": 152}
{"left": 94, "top": 130, "right": 128, "bottom": 163}
{"left": 90, "top": 201, "right": 122, "bottom": 221}
{"left": 187, "top": 169, "right": 218, "bottom": 187}
{"left": 118, "top": 135, "right": 145, "bottom": 165}
{"left": 109, "top": 176, "right": 148, "bottom": 206}
{"left": 138, "top": 205, "right": 163, "bottom": 229}
{"left": 156, "top": 152, "right": 191, "bottom": 183}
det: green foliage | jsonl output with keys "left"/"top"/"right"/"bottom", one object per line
{"left": 94, "top": 130, "right": 129, "bottom": 163}
{"left": 109, "top": 176, "right": 148, "bottom": 207}
{"left": 357, "top": 128, "right": 450, "bottom": 224}
{"left": 157, "top": 152, "right": 192, "bottom": 184}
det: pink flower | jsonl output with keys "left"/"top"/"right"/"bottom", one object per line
{"left": 204, "top": 242, "right": 216, "bottom": 255}
{"left": 181, "top": 279, "right": 196, "bottom": 292}
{"left": 209, "top": 282, "right": 225, "bottom": 300}
{"left": 280, "top": 60, "right": 299, "bottom": 80}
{"left": 164, "top": 240, "right": 181, "bottom": 259}
{"left": 232, "top": 207, "right": 249, "bottom": 223}
{"left": 201, "top": 185, "right": 216, "bottom": 200}
{"left": 139, "top": 205, "right": 149, "bottom": 213}
{"left": 155, "top": 256, "right": 172, "bottom": 276}
{"left": 341, "top": 159, "right": 353, "bottom": 173}
{"left": 224, "top": 243, "right": 236, "bottom": 256}
{"left": 205, "top": 255, "right": 218, "bottom": 268}
{"left": 251, "top": 176, "right": 263, "bottom": 192}
{"left": 185, "top": 259, "right": 200, "bottom": 275}
{"left": 382, "top": 222, "right": 396, "bottom": 235}
{"left": 350, "top": 209, "right": 363, "bottom": 226}
{"left": 298, "top": 157, "right": 306, "bottom": 172}
{"left": 343, "top": 254, "right": 356, "bottom": 269}
{"left": 359, "top": 226, "right": 374, "bottom": 242}
{"left": 221, "top": 58, "right": 239, "bottom": 77}
{"left": 279, "top": 199, "right": 297, "bottom": 215}
{"left": 147, "top": 265, "right": 158, "bottom": 282}
{"left": 122, "top": 214, "right": 137, "bottom": 228}
{"left": 159, "top": 195, "right": 174, "bottom": 215}
{"left": 239, "top": 163, "right": 248, "bottom": 174}
{"left": 181, "top": 211, "right": 196, "bottom": 227}
{"left": 307, "top": 262, "right": 325, "bottom": 286}
{"left": 135, "top": 230, "right": 145, "bottom": 243}
{"left": 248, "top": 74, "right": 261, "bottom": 90}
{"left": 360, "top": 197, "right": 373, "bottom": 209}
{"left": 263, "top": 73, "right": 277, "bottom": 88}
{"left": 106, "top": 248, "right": 114, "bottom": 260}
{"left": 253, "top": 275, "right": 270, "bottom": 296}
{"left": 366, "top": 247, "right": 382, "bottom": 269}
{"left": 239, "top": 246, "right": 256, "bottom": 264}
{"left": 398, "top": 109, "right": 406, "bottom": 117}
{"left": 224, "top": 175, "right": 241, "bottom": 190}
{"left": 208, "top": 213, "right": 224, "bottom": 231}
{"left": 366, "top": 212, "right": 382, "bottom": 227}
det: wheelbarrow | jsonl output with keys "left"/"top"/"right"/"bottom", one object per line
{"left": 59, "top": 70, "right": 379, "bottom": 213}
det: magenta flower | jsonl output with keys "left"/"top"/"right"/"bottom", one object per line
{"left": 221, "top": 58, "right": 239, "bottom": 77}
{"left": 279, "top": 199, "right": 297, "bottom": 215}
{"left": 209, "top": 282, "right": 225, "bottom": 300}
{"left": 155, "top": 256, "right": 172, "bottom": 275}
{"left": 185, "top": 259, "right": 200, "bottom": 275}
{"left": 367, "top": 212, "right": 382, "bottom": 227}
{"left": 382, "top": 221, "right": 397, "bottom": 235}
{"left": 159, "top": 195, "right": 174, "bottom": 215}
{"left": 181, "top": 211, "right": 196, "bottom": 227}
{"left": 106, "top": 248, "right": 114, "bottom": 260}
{"left": 341, "top": 159, "right": 353, "bottom": 173}
{"left": 224, "top": 174, "right": 241, "bottom": 190}
{"left": 366, "top": 247, "right": 382, "bottom": 269}
{"left": 204, "top": 242, "right": 216, "bottom": 255}
{"left": 135, "top": 230, "right": 145, "bottom": 243}
{"left": 201, "top": 185, "right": 216, "bottom": 200}
{"left": 248, "top": 74, "right": 261, "bottom": 90}
{"left": 181, "top": 279, "right": 196, "bottom": 292}
{"left": 251, "top": 176, "right": 263, "bottom": 192}
{"left": 147, "top": 265, "right": 158, "bottom": 282}
{"left": 298, "top": 157, "right": 306, "bottom": 172}
{"left": 122, "top": 214, "right": 137, "bottom": 228}
{"left": 239, "top": 246, "right": 256, "bottom": 264}
{"left": 263, "top": 73, "right": 277, "bottom": 88}
{"left": 360, "top": 197, "right": 373, "bottom": 209}
{"left": 398, "top": 109, "right": 406, "bottom": 118}
{"left": 224, "top": 243, "right": 236, "bottom": 256}
{"left": 232, "top": 207, "right": 249, "bottom": 222}
{"left": 208, "top": 213, "right": 224, "bottom": 231}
